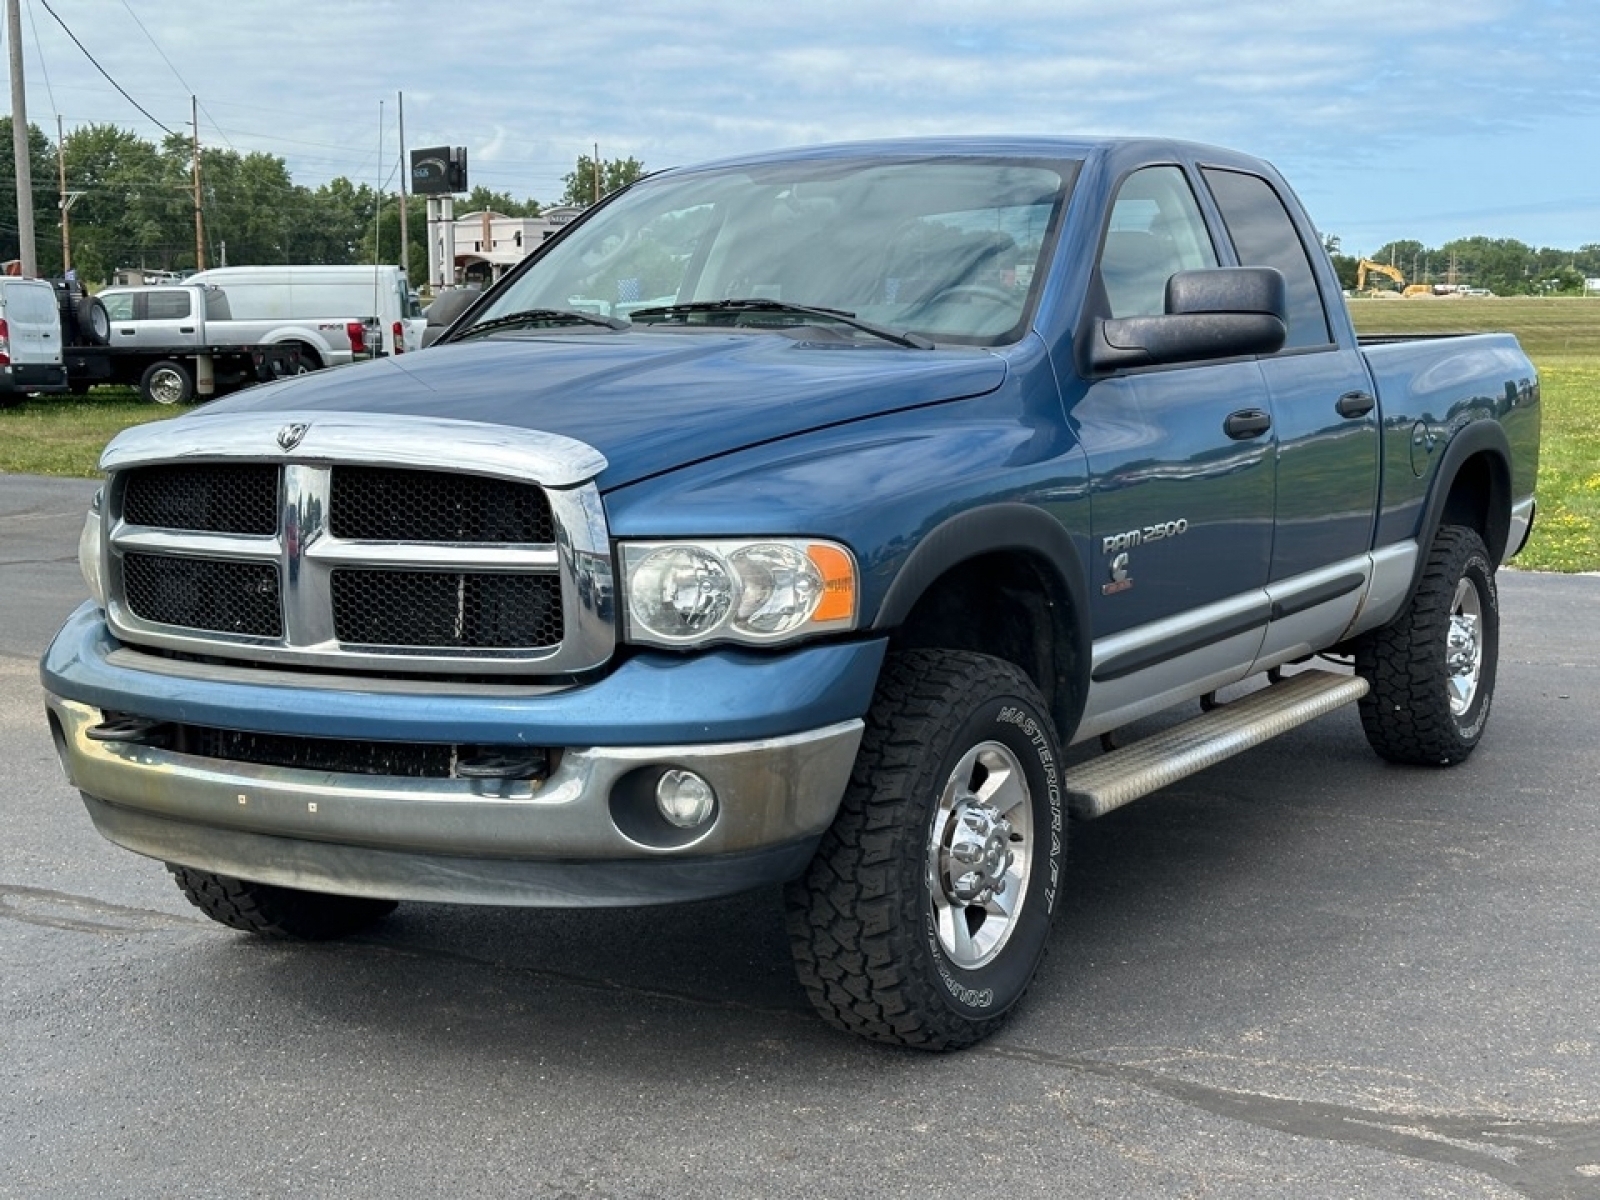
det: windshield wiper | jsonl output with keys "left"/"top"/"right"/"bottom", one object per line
{"left": 628, "top": 299, "right": 933, "bottom": 349}
{"left": 457, "top": 307, "right": 629, "bottom": 338}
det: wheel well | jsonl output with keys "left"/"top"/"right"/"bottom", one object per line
{"left": 291, "top": 341, "right": 322, "bottom": 368}
{"left": 1438, "top": 450, "right": 1511, "bottom": 563}
{"left": 888, "top": 550, "right": 1085, "bottom": 739}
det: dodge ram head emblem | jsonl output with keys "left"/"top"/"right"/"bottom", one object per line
{"left": 276, "top": 423, "right": 310, "bottom": 452}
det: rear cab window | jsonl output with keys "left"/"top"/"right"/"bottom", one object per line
{"left": 1201, "top": 168, "right": 1332, "bottom": 350}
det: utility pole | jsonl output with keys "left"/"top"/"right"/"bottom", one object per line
{"left": 397, "top": 92, "right": 409, "bottom": 278}
{"left": 7, "top": 0, "right": 38, "bottom": 276}
{"left": 593, "top": 142, "right": 600, "bottom": 205}
{"left": 191, "top": 96, "right": 206, "bottom": 270}
{"left": 55, "top": 113, "right": 83, "bottom": 275}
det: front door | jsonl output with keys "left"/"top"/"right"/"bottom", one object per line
{"left": 1071, "top": 165, "right": 1277, "bottom": 730}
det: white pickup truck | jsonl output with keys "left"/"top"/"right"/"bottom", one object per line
{"left": 70, "top": 284, "right": 382, "bottom": 404}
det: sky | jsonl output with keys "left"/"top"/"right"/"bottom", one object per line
{"left": 4, "top": 0, "right": 1597, "bottom": 257}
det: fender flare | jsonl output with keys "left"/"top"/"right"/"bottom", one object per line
{"left": 1417, "top": 418, "right": 1512, "bottom": 559}
{"left": 1405, "top": 418, "right": 1512, "bottom": 604}
{"left": 873, "top": 502, "right": 1092, "bottom": 737}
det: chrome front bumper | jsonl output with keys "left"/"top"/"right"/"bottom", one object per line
{"left": 46, "top": 695, "right": 862, "bottom": 907}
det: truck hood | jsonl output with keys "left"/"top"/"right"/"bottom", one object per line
{"left": 202, "top": 331, "right": 1006, "bottom": 488}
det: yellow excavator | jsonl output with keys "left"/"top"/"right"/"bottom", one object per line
{"left": 1356, "top": 258, "right": 1406, "bottom": 293}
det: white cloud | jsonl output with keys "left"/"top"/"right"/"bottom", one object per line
{"left": 14, "top": 0, "right": 1597, "bottom": 247}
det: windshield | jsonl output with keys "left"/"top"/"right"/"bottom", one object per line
{"left": 467, "top": 155, "right": 1076, "bottom": 346}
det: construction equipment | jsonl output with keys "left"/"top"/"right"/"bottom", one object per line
{"left": 1356, "top": 258, "right": 1406, "bottom": 293}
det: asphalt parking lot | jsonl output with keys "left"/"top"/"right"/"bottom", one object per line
{"left": 3, "top": 473, "right": 1597, "bottom": 1199}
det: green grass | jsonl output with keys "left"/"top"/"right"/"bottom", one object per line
{"left": 0, "top": 389, "right": 166, "bottom": 477}
{"left": 5, "top": 300, "right": 1598, "bottom": 569}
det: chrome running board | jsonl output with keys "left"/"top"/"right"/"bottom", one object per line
{"left": 1064, "top": 669, "right": 1369, "bottom": 819}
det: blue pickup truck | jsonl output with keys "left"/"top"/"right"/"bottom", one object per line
{"left": 43, "top": 137, "right": 1539, "bottom": 1050}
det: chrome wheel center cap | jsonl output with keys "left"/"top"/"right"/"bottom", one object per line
{"left": 1447, "top": 615, "right": 1478, "bottom": 677}
{"left": 946, "top": 805, "right": 1014, "bottom": 904}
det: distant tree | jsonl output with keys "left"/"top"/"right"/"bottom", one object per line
{"left": 362, "top": 193, "right": 428, "bottom": 285}
{"left": 296, "top": 177, "right": 380, "bottom": 265}
{"left": 561, "top": 154, "right": 645, "bottom": 207}
{"left": 1437, "top": 236, "right": 1535, "bottom": 295}
{"left": 1370, "top": 240, "right": 1426, "bottom": 283}
{"left": 1329, "top": 253, "right": 1358, "bottom": 291}
{"left": 0, "top": 118, "right": 66, "bottom": 274}
{"left": 462, "top": 184, "right": 541, "bottom": 217}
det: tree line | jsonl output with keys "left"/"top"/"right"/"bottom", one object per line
{"left": 0, "top": 119, "right": 642, "bottom": 287}
{"left": 1324, "top": 234, "right": 1599, "bottom": 296}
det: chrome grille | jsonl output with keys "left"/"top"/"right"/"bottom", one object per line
{"left": 331, "top": 569, "right": 562, "bottom": 649}
{"left": 123, "top": 463, "right": 278, "bottom": 534}
{"left": 123, "top": 552, "right": 282, "bottom": 637}
{"left": 330, "top": 466, "right": 554, "bottom": 543}
{"left": 97, "top": 414, "right": 614, "bottom": 676}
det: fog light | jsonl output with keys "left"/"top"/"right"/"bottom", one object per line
{"left": 656, "top": 769, "right": 716, "bottom": 828}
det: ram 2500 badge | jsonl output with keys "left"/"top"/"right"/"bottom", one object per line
{"left": 43, "top": 137, "right": 1539, "bottom": 1050}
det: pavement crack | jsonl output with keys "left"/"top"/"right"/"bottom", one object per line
{"left": 986, "top": 1045, "right": 1600, "bottom": 1199}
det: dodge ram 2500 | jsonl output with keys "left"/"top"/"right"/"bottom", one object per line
{"left": 43, "top": 137, "right": 1539, "bottom": 1050}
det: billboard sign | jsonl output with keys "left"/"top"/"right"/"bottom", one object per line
{"left": 411, "top": 146, "right": 468, "bottom": 196}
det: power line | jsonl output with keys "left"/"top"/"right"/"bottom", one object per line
{"left": 116, "top": 0, "right": 236, "bottom": 152}
{"left": 24, "top": 0, "right": 58, "bottom": 114}
{"left": 37, "top": 0, "right": 175, "bottom": 135}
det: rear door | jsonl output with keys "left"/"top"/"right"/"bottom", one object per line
{"left": 136, "top": 287, "right": 202, "bottom": 348}
{"left": 1199, "top": 167, "right": 1380, "bottom": 664}
{"left": 8, "top": 281, "right": 62, "bottom": 365}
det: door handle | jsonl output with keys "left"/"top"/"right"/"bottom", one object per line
{"left": 179, "top": 326, "right": 196, "bottom": 333}
{"left": 1224, "top": 408, "right": 1272, "bottom": 440}
{"left": 1336, "top": 390, "right": 1376, "bottom": 418}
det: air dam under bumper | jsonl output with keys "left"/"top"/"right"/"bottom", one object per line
{"left": 46, "top": 695, "right": 863, "bottom": 907}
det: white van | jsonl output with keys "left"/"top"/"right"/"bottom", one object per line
{"left": 0, "top": 277, "right": 68, "bottom": 403}
{"left": 186, "top": 265, "right": 425, "bottom": 356}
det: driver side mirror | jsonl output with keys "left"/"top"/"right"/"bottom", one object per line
{"left": 1087, "top": 266, "right": 1287, "bottom": 372}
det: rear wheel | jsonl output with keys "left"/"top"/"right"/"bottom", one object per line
{"left": 139, "top": 359, "right": 193, "bottom": 405}
{"left": 168, "top": 865, "right": 397, "bottom": 940}
{"left": 785, "top": 649, "right": 1065, "bottom": 1050}
{"left": 1355, "top": 525, "right": 1499, "bottom": 764}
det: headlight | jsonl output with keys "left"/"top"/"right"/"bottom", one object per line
{"left": 78, "top": 488, "right": 106, "bottom": 608}
{"left": 623, "top": 538, "right": 857, "bottom": 648}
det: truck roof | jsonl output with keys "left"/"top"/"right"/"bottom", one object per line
{"left": 666, "top": 135, "right": 1273, "bottom": 176}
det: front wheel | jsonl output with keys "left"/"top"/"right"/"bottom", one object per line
{"left": 168, "top": 865, "right": 397, "bottom": 940}
{"left": 1354, "top": 525, "right": 1499, "bottom": 764}
{"left": 785, "top": 650, "right": 1066, "bottom": 1050}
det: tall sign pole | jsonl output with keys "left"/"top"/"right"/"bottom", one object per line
{"left": 191, "top": 96, "right": 205, "bottom": 270}
{"left": 414, "top": 145, "right": 465, "bottom": 291}
{"left": 6, "top": 0, "right": 38, "bottom": 276}
{"left": 397, "top": 92, "right": 409, "bottom": 279}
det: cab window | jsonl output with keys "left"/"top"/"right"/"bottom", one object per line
{"left": 145, "top": 290, "right": 192, "bottom": 320}
{"left": 1202, "top": 168, "right": 1332, "bottom": 349}
{"left": 1098, "top": 166, "right": 1217, "bottom": 318}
